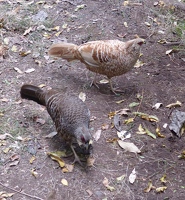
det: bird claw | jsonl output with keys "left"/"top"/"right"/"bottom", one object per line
{"left": 90, "top": 79, "right": 99, "bottom": 89}
{"left": 71, "top": 155, "right": 83, "bottom": 166}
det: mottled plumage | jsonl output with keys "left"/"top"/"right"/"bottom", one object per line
{"left": 48, "top": 38, "right": 144, "bottom": 94}
{"left": 20, "top": 84, "right": 92, "bottom": 165}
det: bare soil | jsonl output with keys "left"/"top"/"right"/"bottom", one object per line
{"left": 0, "top": 0, "right": 185, "bottom": 200}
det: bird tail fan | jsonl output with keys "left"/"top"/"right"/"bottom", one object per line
{"left": 20, "top": 84, "right": 46, "bottom": 106}
{"left": 48, "top": 42, "right": 78, "bottom": 61}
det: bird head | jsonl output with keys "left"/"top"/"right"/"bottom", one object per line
{"left": 75, "top": 126, "right": 93, "bottom": 155}
{"left": 126, "top": 38, "right": 145, "bottom": 53}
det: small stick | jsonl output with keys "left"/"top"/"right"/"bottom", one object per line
{"left": 0, "top": 182, "right": 44, "bottom": 200}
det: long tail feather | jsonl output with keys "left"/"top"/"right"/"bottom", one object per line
{"left": 48, "top": 42, "right": 78, "bottom": 61}
{"left": 20, "top": 84, "right": 46, "bottom": 106}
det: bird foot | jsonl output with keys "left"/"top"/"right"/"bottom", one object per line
{"left": 71, "top": 155, "right": 84, "bottom": 166}
{"left": 111, "top": 88, "right": 125, "bottom": 95}
{"left": 89, "top": 80, "right": 99, "bottom": 89}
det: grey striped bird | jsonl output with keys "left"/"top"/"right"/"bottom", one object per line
{"left": 48, "top": 38, "right": 144, "bottom": 94}
{"left": 20, "top": 84, "right": 92, "bottom": 165}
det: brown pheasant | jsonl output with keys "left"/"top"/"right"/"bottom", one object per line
{"left": 48, "top": 38, "right": 144, "bottom": 94}
{"left": 20, "top": 84, "right": 92, "bottom": 165}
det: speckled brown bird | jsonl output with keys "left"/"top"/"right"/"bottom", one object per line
{"left": 48, "top": 38, "right": 144, "bottom": 94}
{"left": 20, "top": 84, "right": 92, "bottom": 165}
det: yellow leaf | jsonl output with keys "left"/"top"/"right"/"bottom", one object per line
{"left": 116, "top": 99, "right": 125, "bottom": 104}
{"left": 108, "top": 111, "right": 116, "bottom": 119}
{"left": 156, "top": 186, "right": 167, "bottom": 193}
{"left": 31, "top": 168, "right": 38, "bottom": 178}
{"left": 38, "top": 84, "right": 46, "bottom": 88}
{"left": 160, "top": 174, "right": 167, "bottom": 183}
{"left": 62, "top": 164, "right": 74, "bottom": 173}
{"left": 52, "top": 26, "right": 60, "bottom": 31}
{"left": 102, "top": 177, "right": 115, "bottom": 191}
{"left": 19, "top": 50, "right": 31, "bottom": 57}
{"left": 166, "top": 101, "right": 182, "bottom": 108}
{"left": 29, "top": 156, "right": 36, "bottom": 164}
{"left": 145, "top": 127, "right": 156, "bottom": 139}
{"left": 136, "top": 124, "right": 146, "bottom": 134}
{"left": 55, "top": 31, "right": 63, "bottom": 37}
{"left": 156, "top": 127, "right": 165, "bottom": 138}
{"left": 47, "top": 152, "right": 65, "bottom": 168}
{"left": 123, "top": 1, "right": 129, "bottom": 6}
{"left": 144, "top": 180, "right": 154, "bottom": 192}
{"left": 61, "top": 178, "right": 68, "bottom": 186}
{"left": 3, "top": 147, "right": 11, "bottom": 154}
{"left": 124, "top": 117, "right": 134, "bottom": 124}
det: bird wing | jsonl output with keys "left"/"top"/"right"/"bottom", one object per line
{"left": 78, "top": 42, "right": 103, "bottom": 67}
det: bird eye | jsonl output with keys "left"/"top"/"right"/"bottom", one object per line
{"left": 138, "top": 41, "right": 143, "bottom": 46}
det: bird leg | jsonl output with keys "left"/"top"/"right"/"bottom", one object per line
{"left": 109, "top": 78, "right": 119, "bottom": 95}
{"left": 109, "top": 78, "right": 125, "bottom": 95}
{"left": 90, "top": 73, "right": 99, "bottom": 89}
{"left": 70, "top": 144, "right": 83, "bottom": 166}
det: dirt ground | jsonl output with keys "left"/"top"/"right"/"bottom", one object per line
{"left": 0, "top": 0, "right": 185, "bottom": 200}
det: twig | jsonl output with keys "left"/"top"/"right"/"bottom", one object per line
{"left": 133, "top": 89, "right": 144, "bottom": 120}
{"left": 164, "top": 42, "right": 182, "bottom": 46}
{"left": 0, "top": 182, "right": 44, "bottom": 200}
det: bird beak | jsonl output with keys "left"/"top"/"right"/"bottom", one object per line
{"left": 138, "top": 39, "right": 145, "bottom": 46}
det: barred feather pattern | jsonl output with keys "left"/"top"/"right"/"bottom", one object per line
{"left": 20, "top": 85, "right": 92, "bottom": 155}
{"left": 48, "top": 38, "right": 144, "bottom": 79}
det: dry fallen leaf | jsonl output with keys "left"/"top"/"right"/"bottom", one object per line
{"left": 9, "top": 160, "right": 19, "bottom": 167}
{"left": 166, "top": 49, "right": 173, "bottom": 55}
{"left": 29, "top": 156, "right": 36, "bottom": 164}
{"left": 93, "top": 129, "right": 102, "bottom": 141}
{"left": 156, "top": 127, "right": 165, "bottom": 138}
{"left": 0, "top": 191, "right": 14, "bottom": 198}
{"left": 160, "top": 174, "right": 167, "bottom": 183}
{"left": 0, "top": 133, "right": 13, "bottom": 140}
{"left": 152, "top": 103, "right": 163, "bottom": 109}
{"left": 23, "top": 27, "right": 33, "bottom": 36}
{"left": 129, "top": 168, "right": 136, "bottom": 184}
{"left": 116, "top": 99, "right": 125, "bottom": 104}
{"left": 25, "top": 68, "right": 35, "bottom": 73}
{"left": 101, "top": 124, "right": 109, "bottom": 130}
{"left": 87, "top": 156, "right": 95, "bottom": 166}
{"left": 47, "top": 152, "right": 65, "bottom": 168}
{"left": 166, "top": 101, "right": 182, "bottom": 108}
{"left": 61, "top": 179, "right": 68, "bottom": 186}
{"left": 99, "top": 79, "right": 109, "bottom": 84}
{"left": 102, "top": 177, "right": 115, "bottom": 191}
{"left": 86, "top": 189, "right": 93, "bottom": 197}
{"left": 156, "top": 186, "right": 167, "bottom": 193}
{"left": 79, "top": 92, "right": 86, "bottom": 102}
{"left": 144, "top": 180, "right": 155, "bottom": 192}
{"left": 116, "top": 174, "right": 125, "bottom": 182}
{"left": 31, "top": 168, "right": 38, "bottom": 178}
{"left": 117, "top": 140, "right": 141, "bottom": 153}
{"left": 19, "top": 50, "right": 31, "bottom": 57}
{"left": 124, "top": 117, "right": 134, "bottom": 124}
{"left": 45, "top": 132, "right": 57, "bottom": 138}
{"left": 14, "top": 67, "right": 23, "bottom": 74}
{"left": 62, "top": 164, "right": 74, "bottom": 173}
